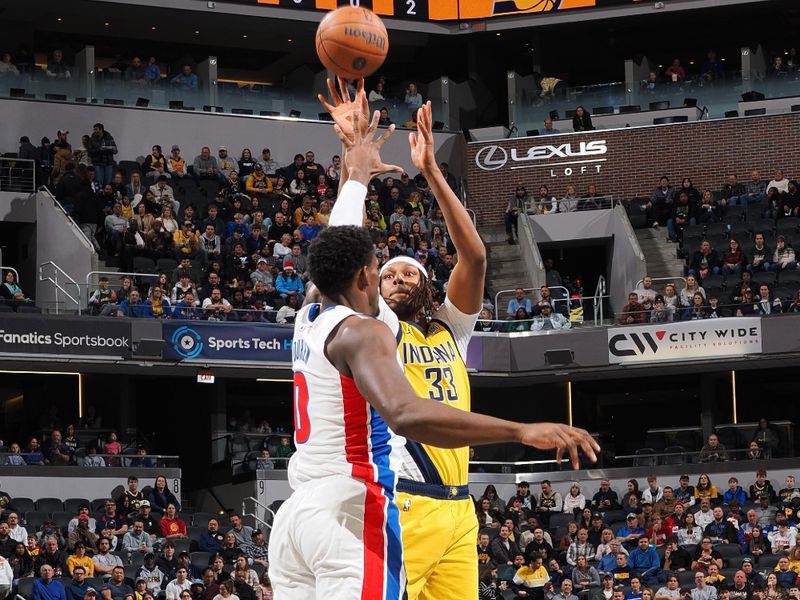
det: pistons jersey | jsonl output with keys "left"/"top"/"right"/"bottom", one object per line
{"left": 288, "top": 303, "right": 405, "bottom": 493}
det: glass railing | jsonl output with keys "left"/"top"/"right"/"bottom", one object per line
{"left": 0, "top": 452, "right": 178, "bottom": 468}
{"left": 0, "top": 70, "right": 420, "bottom": 130}
{"left": 513, "top": 72, "right": 800, "bottom": 134}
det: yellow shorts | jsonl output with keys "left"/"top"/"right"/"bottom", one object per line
{"left": 396, "top": 491, "right": 478, "bottom": 600}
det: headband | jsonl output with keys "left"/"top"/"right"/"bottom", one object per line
{"left": 380, "top": 256, "right": 428, "bottom": 279}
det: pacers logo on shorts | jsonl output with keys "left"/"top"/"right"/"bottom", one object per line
{"left": 172, "top": 326, "right": 203, "bottom": 359}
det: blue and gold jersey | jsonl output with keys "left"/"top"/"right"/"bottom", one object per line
{"left": 396, "top": 299, "right": 476, "bottom": 487}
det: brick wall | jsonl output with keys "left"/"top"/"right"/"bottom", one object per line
{"left": 464, "top": 113, "right": 800, "bottom": 228}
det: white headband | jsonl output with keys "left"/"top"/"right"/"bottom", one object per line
{"left": 380, "top": 256, "right": 428, "bottom": 279}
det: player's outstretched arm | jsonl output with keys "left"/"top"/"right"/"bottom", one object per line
{"left": 409, "top": 101, "right": 486, "bottom": 314}
{"left": 329, "top": 109, "right": 400, "bottom": 227}
{"left": 329, "top": 315, "right": 599, "bottom": 468}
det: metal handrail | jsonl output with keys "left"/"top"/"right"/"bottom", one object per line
{"left": 634, "top": 276, "right": 688, "bottom": 291}
{"left": 594, "top": 275, "right": 607, "bottom": 324}
{"left": 37, "top": 186, "right": 94, "bottom": 252}
{"left": 494, "top": 285, "right": 571, "bottom": 320}
{"left": 38, "top": 261, "right": 81, "bottom": 314}
{"left": 242, "top": 496, "right": 274, "bottom": 532}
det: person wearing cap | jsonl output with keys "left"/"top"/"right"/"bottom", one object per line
{"left": 674, "top": 476, "right": 696, "bottom": 508}
{"left": 245, "top": 163, "right": 272, "bottom": 198}
{"left": 67, "top": 505, "right": 97, "bottom": 536}
{"left": 515, "top": 481, "right": 533, "bottom": 511}
{"left": 740, "top": 559, "right": 765, "bottom": 588}
{"left": 173, "top": 221, "right": 200, "bottom": 259}
{"left": 531, "top": 301, "right": 571, "bottom": 330}
{"left": 257, "top": 148, "right": 277, "bottom": 176}
{"left": 216, "top": 147, "right": 238, "bottom": 179}
{"left": 86, "top": 123, "right": 117, "bottom": 187}
{"left": 167, "top": 146, "right": 189, "bottom": 179}
{"left": 783, "top": 491, "right": 800, "bottom": 525}
{"left": 65, "top": 566, "right": 92, "bottom": 600}
{"left": 617, "top": 514, "right": 646, "bottom": 550}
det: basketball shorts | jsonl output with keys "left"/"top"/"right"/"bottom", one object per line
{"left": 269, "top": 475, "right": 406, "bottom": 600}
{"left": 396, "top": 483, "right": 478, "bottom": 600}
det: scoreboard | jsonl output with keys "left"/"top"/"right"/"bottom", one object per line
{"left": 226, "top": 0, "right": 639, "bottom": 21}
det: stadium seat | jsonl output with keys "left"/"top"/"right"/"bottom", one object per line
{"left": 725, "top": 110, "right": 739, "bottom": 118}
{"left": 191, "top": 512, "right": 218, "bottom": 527}
{"left": 649, "top": 101, "right": 670, "bottom": 111}
{"left": 0, "top": 304, "right": 12, "bottom": 313}
{"left": 64, "top": 498, "right": 91, "bottom": 515}
{"left": 91, "top": 499, "right": 108, "bottom": 513}
{"left": 633, "top": 448, "right": 657, "bottom": 467}
{"left": 706, "top": 223, "right": 727, "bottom": 240}
{"left": 25, "top": 511, "right": 48, "bottom": 529}
{"left": 751, "top": 272, "right": 776, "bottom": 287}
{"left": 720, "top": 567, "right": 738, "bottom": 580}
{"left": 716, "top": 544, "right": 744, "bottom": 565}
{"left": 757, "top": 554, "right": 781, "bottom": 570}
{"left": 191, "top": 551, "right": 212, "bottom": 568}
{"left": 674, "top": 430, "right": 700, "bottom": 451}
{"left": 728, "top": 222, "right": 752, "bottom": 240}
{"left": 52, "top": 511, "right": 72, "bottom": 530}
{"left": 751, "top": 219, "right": 776, "bottom": 235}
{"left": 133, "top": 256, "right": 157, "bottom": 273}
{"left": 16, "top": 305, "right": 41, "bottom": 313}
{"left": 173, "top": 539, "right": 191, "bottom": 554}
{"left": 778, "top": 271, "right": 800, "bottom": 286}
{"left": 592, "top": 106, "right": 614, "bottom": 115}
{"left": 17, "top": 577, "right": 34, "bottom": 598}
{"left": 743, "top": 108, "right": 766, "bottom": 116}
{"left": 610, "top": 521, "right": 626, "bottom": 534}
{"left": 11, "top": 497, "right": 35, "bottom": 515}
{"left": 772, "top": 286, "right": 793, "bottom": 304}
{"left": 663, "top": 445, "right": 685, "bottom": 465}
{"left": 777, "top": 217, "right": 800, "bottom": 235}
{"left": 619, "top": 105, "right": 641, "bottom": 113}
{"left": 118, "top": 161, "right": 141, "bottom": 178}
{"left": 124, "top": 565, "right": 140, "bottom": 581}
{"left": 549, "top": 513, "right": 574, "bottom": 531}
{"left": 480, "top": 526, "right": 499, "bottom": 541}
{"left": 677, "top": 571, "right": 696, "bottom": 586}
{"left": 643, "top": 432, "right": 665, "bottom": 452}
{"left": 36, "top": 498, "right": 64, "bottom": 514}
{"left": 701, "top": 274, "right": 724, "bottom": 289}
{"left": 604, "top": 510, "right": 626, "bottom": 524}
{"left": 715, "top": 427, "right": 740, "bottom": 450}
{"left": 130, "top": 553, "right": 145, "bottom": 567}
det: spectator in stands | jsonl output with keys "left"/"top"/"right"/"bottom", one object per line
{"left": 66, "top": 543, "right": 94, "bottom": 577}
{"left": 540, "top": 118, "right": 560, "bottom": 136}
{"left": 166, "top": 146, "right": 188, "bottom": 179}
{"left": 573, "top": 107, "right": 594, "bottom": 132}
{"left": 68, "top": 515, "right": 98, "bottom": 552}
{"left": 65, "top": 566, "right": 91, "bottom": 600}
{"left": 559, "top": 185, "right": 580, "bottom": 213}
{"left": 199, "top": 519, "right": 225, "bottom": 555}
{"left": 704, "top": 507, "right": 737, "bottom": 543}
{"left": 33, "top": 564, "right": 67, "bottom": 600}
{"left": 754, "top": 284, "right": 782, "bottom": 315}
{"left": 0, "top": 270, "right": 31, "bottom": 308}
{"left": 0, "top": 52, "right": 19, "bottom": 76}
{"left": 46, "top": 49, "right": 71, "bottom": 79}
{"left": 532, "top": 303, "right": 571, "bottom": 330}
{"left": 274, "top": 262, "right": 303, "bottom": 303}
{"left": 687, "top": 240, "right": 721, "bottom": 280}
{"left": 621, "top": 292, "right": 647, "bottom": 324}
{"left": 682, "top": 292, "right": 708, "bottom": 320}
{"left": 171, "top": 64, "right": 198, "bottom": 91}
{"left": 721, "top": 240, "right": 747, "bottom": 276}
{"left": 137, "top": 554, "right": 166, "bottom": 596}
{"left": 404, "top": 83, "right": 423, "bottom": 111}
{"left": 650, "top": 295, "right": 673, "bottom": 322}
{"left": 628, "top": 536, "right": 660, "bottom": 586}
{"left": 87, "top": 124, "right": 117, "bottom": 187}
{"left": 35, "top": 537, "right": 68, "bottom": 577}
{"left": 667, "top": 192, "right": 696, "bottom": 243}
{"left": 699, "top": 435, "right": 728, "bottom": 463}
{"left": 143, "top": 146, "right": 169, "bottom": 182}
{"left": 771, "top": 236, "right": 797, "bottom": 271}
{"left": 679, "top": 275, "right": 705, "bottom": 307}
{"left": 723, "top": 478, "right": 748, "bottom": 507}
{"left": 665, "top": 59, "right": 686, "bottom": 82}
{"left": 506, "top": 288, "right": 532, "bottom": 318}
{"left": 651, "top": 177, "right": 675, "bottom": 227}
{"left": 149, "top": 476, "right": 180, "bottom": 515}
{"left": 504, "top": 186, "right": 528, "bottom": 243}
{"left": 101, "top": 566, "right": 133, "bottom": 600}
{"left": 767, "top": 170, "right": 790, "bottom": 196}
{"left": 748, "top": 232, "right": 773, "bottom": 272}
{"left": 122, "top": 520, "right": 152, "bottom": 555}
{"left": 158, "top": 543, "right": 179, "bottom": 577}
{"left": 722, "top": 175, "right": 746, "bottom": 205}
{"left": 193, "top": 147, "right": 220, "bottom": 182}
{"left": 220, "top": 519, "right": 250, "bottom": 560}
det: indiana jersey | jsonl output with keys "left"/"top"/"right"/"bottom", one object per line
{"left": 393, "top": 298, "right": 478, "bottom": 487}
{"left": 288, "top": 303, "right": 405, "bottom": 493}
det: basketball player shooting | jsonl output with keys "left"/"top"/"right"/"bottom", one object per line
{"left": 278, "top": 81, "right": 597, "bottom": 598}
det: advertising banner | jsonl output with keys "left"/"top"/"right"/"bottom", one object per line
{"left": 163, "top": 321, "right": 293, "bottom": 363}
{"left": 607, "top": 317, "right": 762, "bottom": 365}
{"left": 0, "top": 316, "right": 132, "bottom": 358}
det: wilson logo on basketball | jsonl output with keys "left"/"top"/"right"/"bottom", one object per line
{"left": 343, "top": 27, "right": 386, "bottom": 50}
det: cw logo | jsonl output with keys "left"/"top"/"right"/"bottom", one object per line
{"left": 608, "top": 331, "right": 667, "bottom": 357}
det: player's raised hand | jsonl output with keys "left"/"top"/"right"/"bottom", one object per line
{"left": 408, "top": 101, "right": 438, "bottom": 174}
{"left": 318, "top": 77, "right": 369, "bottom": 141}
{"left": 518, "top": 422, "right": 600, "bottom": 470}
{"left": 333, "top": 110, "right": 403, "bottom": 180}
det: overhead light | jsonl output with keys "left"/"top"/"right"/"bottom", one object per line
{"left": 194, "top": 30, "right": 200, "bottom": 34}
{"left": 151, "top": 25, "right": 157, "bottom": 30}
{"left": 104, "top": 22, "right": 110, "bottom": 26}
{"left": 57, "top": 17, "right": 63, "bottom": 21}
{"left": 496, "top": 33, "right": 501, "bottom": 36}
{"left": 242, "top": 34, "right": 248, "bottom": 38}
{"left": 287, "top": 38, "right": 293, "bottom": 42}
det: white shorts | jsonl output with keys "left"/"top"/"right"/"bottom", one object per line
{"left": 269, "top": 475, "right": 406, "bottom": 600}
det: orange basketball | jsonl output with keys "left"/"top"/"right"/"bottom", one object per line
{"left": 315, "top": 6, "right": 389, "bottom": 81}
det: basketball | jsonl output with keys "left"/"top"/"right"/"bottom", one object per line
{"left": 315, "top": 6, "right": 388, "bottom": 81}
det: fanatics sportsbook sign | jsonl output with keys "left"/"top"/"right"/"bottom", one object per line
{"left": 0, "top": 315, "right": 132, "bottom": 358}
{"left": 607, "top": 317, "right": 762, "bottom": 365}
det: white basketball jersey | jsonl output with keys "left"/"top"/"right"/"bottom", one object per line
{"left": 288, "top": 303, "right": 405, "bottom": 492}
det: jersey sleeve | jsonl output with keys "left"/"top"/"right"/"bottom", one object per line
{"left": 376, "top": 295, "right": 400, "bottom": 341}
{"left": 329, "top": 180, "right": 367, "bottom": 226}
{"left": 433, "top": 296, "right": 478, "bottom": 360}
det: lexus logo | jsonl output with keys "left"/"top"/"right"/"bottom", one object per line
{"left": 608, "top": 331, "right": 665, "bottom": 357}
{"left": 475, "top": 145, "right": 508, "bottom": 171}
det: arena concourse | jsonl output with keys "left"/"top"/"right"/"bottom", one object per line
{"left": 0, "top": 0, "right": 799, "bottom": 599}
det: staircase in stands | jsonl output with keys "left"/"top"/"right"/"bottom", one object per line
{"left": 482, "top": 226, "right": 532, "bottom": 309}
{"left": 635, "top": 226, "right": 686, "bottom": 281}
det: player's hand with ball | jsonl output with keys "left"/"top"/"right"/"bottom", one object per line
{"left": 518, "top": 422, "right": 600, "bottom": 469}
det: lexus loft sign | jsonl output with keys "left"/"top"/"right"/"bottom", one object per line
{"left": 474, "top": 140, "right": 608, "bottom": 177}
